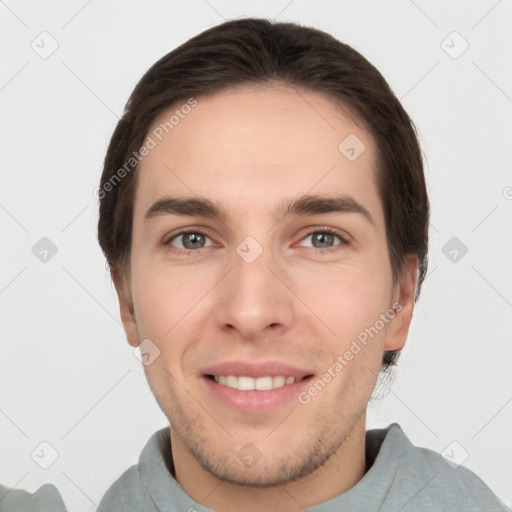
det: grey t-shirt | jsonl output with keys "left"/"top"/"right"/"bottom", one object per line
{"left": 97, "top": 423, "right": 510, "bottom": 511}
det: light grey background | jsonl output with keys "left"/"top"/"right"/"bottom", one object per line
{"left": 1, "top": 1, "right": 511, "bottom": 510}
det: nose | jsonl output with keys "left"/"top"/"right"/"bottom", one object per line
{"left": 214, "top": 240, "right": 295, "bottom": 341}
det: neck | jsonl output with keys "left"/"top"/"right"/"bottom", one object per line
{"left": 170, "top": 414, "right": 368, "bottom": 512}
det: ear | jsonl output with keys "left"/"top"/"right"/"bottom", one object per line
{"left": 112, "top": 268, "right": 140, "bottom": 348}
{"left": 384, "top": 254, "right": 419, "bottom": 352}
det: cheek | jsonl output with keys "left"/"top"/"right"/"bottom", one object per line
{"left": 311, "top": 273, "right": 392, "bottom": 400}
{"left": 131, "top": 265, "right": 211, "bottom": 371}
{"left": 301, "top": 264, "right": 392, "bottom": 336}
{"left": 132, "top": 265, "right": 194, "bottom": 333}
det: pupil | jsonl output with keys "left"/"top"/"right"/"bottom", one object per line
{"left": 314, "top": 233, "right": 333, "bottom": 248}
{"left": 184, "top": 233, "right": 204, "bottom": 249}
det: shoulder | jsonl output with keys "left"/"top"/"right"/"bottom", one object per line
{"left": 97, "top": 464, "right": 156, "bottom": 512}
{"left": 380, "top": 424, "right": 510, "bottom": 511}
{"left": 0, "top": 483, "right": 67, "bottom": 512}
{"left": 97, "top": 428, "right": 171, "bottom": 512}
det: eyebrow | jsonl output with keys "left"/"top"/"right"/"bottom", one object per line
{"left": 144, "top": 193, "right": 375, "bottom": 226}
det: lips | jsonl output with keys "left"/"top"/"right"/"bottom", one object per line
{"left": 209, "top": 374, "right": 299, "bottom": 391}
{"left": 203, "top": 360, "right": 313, "bottom": 382}
{"left": 200, "top": 360, "right": 314, "bottom": 412}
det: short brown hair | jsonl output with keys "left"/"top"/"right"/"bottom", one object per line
{"left": 97, "top": 18, "right": 429, "bottom": 368}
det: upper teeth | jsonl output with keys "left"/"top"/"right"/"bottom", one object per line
{"left": 214, "top": 375, "right": 296, "bottom": 391}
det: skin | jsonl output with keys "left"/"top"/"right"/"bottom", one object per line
{"left": 113, "top": 83, "right": 418, "bottom": 511}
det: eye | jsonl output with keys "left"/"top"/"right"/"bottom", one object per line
{"left": 165, "top": 230, "right": 215, "bottom": 252}
{"left": 298, "top": 228, "right": 350, "bottom": 251}
{"left": 163, "top": 227, "right": 350, "bottom": 254}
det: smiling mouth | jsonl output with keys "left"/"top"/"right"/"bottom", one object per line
{"left": 206, "top": 374, "right": 313, "bottom": 391}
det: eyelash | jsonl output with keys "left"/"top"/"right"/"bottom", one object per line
{"left": 162, "top": 226, "right": 351, "bottom": 255}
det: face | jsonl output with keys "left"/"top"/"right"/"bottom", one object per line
{"left": 115, "top": 84, "right": 417, "bottom": 488}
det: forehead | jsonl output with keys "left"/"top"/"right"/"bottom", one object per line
{"left": 134, "top": 84, "right": 381, "bottom": 224}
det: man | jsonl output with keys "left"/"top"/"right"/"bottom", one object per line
{"left": 96, "top": 18, "right": 509, "bottom": 511}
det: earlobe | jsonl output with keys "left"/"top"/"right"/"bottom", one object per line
{"left": 384, "top": 255, "right": 419, "bottom": 352}
{"left": 112, "top": 269, "right": 140, "bottom": 348}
